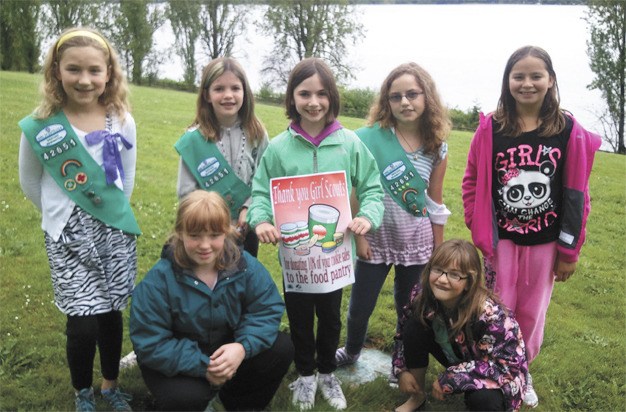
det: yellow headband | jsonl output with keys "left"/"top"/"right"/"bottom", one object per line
{"left": 56, "top": 30, "right": 109, "bottom": 53}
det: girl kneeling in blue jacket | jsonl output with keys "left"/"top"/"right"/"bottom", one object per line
{"left": 130, "top": 190, "right": 293, "bottom": 411}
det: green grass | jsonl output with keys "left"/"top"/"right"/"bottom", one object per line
{"left": 1, "top": 70, "right": 625, "bottom": 411}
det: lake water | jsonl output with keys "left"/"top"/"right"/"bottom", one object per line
{"left": 156, "top": 4, "right": 605, "bottom": 136}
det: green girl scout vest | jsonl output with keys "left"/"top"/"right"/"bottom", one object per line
{"left": 175, "top": 129, "right": 251, "bottom": 217}
{"left": 19, "top": 112, "right": 141, "bottom": 235}
{"left": 357, "top": 124, "right": 429, "bottom": 217}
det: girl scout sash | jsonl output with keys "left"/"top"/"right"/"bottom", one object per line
{"left": 19, "top": 112, "right": 141, "bottom": 235}
{"left": 357, "top": 124, "right": 428, "bottom": 217}
{"left": 175, "top": 129, "right": 250, "bottom": 217}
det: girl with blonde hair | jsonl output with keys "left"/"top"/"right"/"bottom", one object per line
{"left": 19, "top": 27, "right": 138, "bottom": 411}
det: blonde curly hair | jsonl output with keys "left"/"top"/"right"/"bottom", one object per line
{"left": 35, "top": 27, "right": 129, "bottom": 119}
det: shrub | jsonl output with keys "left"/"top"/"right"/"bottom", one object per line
{"left": 145, "top": 77, "right": 197, "bottom": 93}
{"left": 340, "top": 87, "right": 376, "bottom": 119}
{"left": 255, "top": 82, "right": 284, "bottom": 106}
{"left": 449, "top": 103, "right": 481, "bottom": 131}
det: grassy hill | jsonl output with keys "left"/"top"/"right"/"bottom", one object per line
{"left": 1, "top": 70, "right": 624, "bottom": 411}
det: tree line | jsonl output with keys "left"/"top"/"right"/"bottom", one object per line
{"left": 0, "top": 1, "right": 360, "bottom": 87}
{"left": 1, "top": 0, "right": 623, "bottom": 153}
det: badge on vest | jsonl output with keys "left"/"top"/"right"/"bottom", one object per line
{"left": 197, "top": 156, "right": 231, "bottom": 188}
{"left": 198, "top": 157, "right": 220, "bottom": 177}
{"left": 60, "top": 159, "right": 86, "bottom": 190}
{"left": 176, "top": 129, "right": 251, "bottom": 217}
{"left": 20, "top": 112, "right": 141, "bottom": 235}
{"left": 383, "top": 162, "right": 427, "bottom": 216}
{"left": 37, "top": 124, "right": 78, "bottom": 161}
{"left": 358, "top": 124, "right": 429, "bottom": 218}
{"left": 36, "top": 123, "right": 67, "bottom": 147}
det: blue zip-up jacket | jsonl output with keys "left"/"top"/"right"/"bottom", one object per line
{"left": 130, "top": 247, "right": 284, "bottom": 378}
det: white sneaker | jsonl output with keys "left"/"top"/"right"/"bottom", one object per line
{"left": 289, "top": 375, "right": 317, "bottom": 410}
{"left": 388, "top": 367, "right": 399, "bottom": 387}
{"left": 119, "top": 351, "right": 137, "bottom": 370}
{"left": 317, "top": 373, "right": 347, "bottom": 410}
{"left": 523, "top": 372, "right": 539, "bottom": 408}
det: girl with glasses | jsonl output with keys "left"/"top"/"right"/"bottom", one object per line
{"left": 393, "top": 239, "right": 528, "bottom": 412}
{"left": 335, "top": 63, "right": 451, "bottom": 377}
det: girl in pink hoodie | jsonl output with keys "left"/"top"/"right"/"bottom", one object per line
{"left": 462, "top": 45, "right": 601, "bottom": 408}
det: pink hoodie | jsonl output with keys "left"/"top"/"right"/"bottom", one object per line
{"left": 462, "top": 112, "right": 602, "bottom": 262}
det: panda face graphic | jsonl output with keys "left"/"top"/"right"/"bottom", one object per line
{"left": 501, "top": 169, "right": 551, "bottom": 209}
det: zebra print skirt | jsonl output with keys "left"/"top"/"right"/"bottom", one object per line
{"left": 44, "top": 206, "right": 137, "bottom": 316}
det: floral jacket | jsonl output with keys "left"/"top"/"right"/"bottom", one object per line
{"left": 392, "top": 284, "right": 528, "bottom": 411}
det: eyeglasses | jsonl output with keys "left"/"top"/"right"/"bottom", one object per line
{"left": 388, "top": 91, "right": 424, "bottom": 103}
{"left": 430, "top": 267, "right": 468, "bottom": 282}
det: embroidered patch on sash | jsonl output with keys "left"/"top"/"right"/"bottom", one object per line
{"left": 75, "top": 172, "right": 88, "bottom": 184}
{"left": 382, "top": 161, "right": 406, "bottom": 181}
{"left": 61, "top": 159, "right": 82, "bottom": 176}
{"left": 198, "top": 157, "right": 220, "bottom": 177}
{"left": 36, "top": 124, "right": 66, "bottom": 147}
{"left": 64, "top": 179, "right": 77, "bottom": 191}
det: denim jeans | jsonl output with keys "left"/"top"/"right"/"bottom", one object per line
{"left": 344, "top": 261, "right": 424, "bottom": 354}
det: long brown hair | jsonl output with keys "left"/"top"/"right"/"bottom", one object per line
{"left": 367, "top": 62, "right": 450, "bottom": 157}
{"left": 194, "top": 57, "right": 265, "bottom": 143}
{"left": 35, "top": 27, "right": 129, "bottom": 119}
{"left": 493, "top": 45, "right": 566, "bottom": 137}
{"left": 169, "top": 190, "right": 240, "bottom": 271}
{"left": 411, "top": 239, "right": 492, "bottom": 338}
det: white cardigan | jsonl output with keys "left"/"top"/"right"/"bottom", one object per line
{"left": 19, "top": 112, "right": 137, "bottom": 241}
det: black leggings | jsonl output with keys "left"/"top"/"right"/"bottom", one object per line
{"left": 402, "top": 316, "right": 506, "bottom": 411}
{"left": 284, "top": 288, "right": 342, "bottom": 375}
{"left": 139, "top": 332, "right": 294, "bottom": 411}
{"left": 66, "top": 311, "right": 123, "bottom": 390}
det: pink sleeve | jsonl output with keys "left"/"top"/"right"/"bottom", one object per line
{"left": 462, "top": 131, "right": 479, "bottom": 229}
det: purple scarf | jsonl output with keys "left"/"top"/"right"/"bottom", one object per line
{"left": 290, "top": 120, "right": 343, "bottom": 146}
{"left": 85, "top": 130, "right": 133, "bottom": 185}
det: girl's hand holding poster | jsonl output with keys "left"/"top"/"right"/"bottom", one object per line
{"left": 270, "top": 171, "right": 354, "bottom": 293}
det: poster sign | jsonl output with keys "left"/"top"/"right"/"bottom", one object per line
{"left": 270, "top": 171, "right": 354, "bottom": 293}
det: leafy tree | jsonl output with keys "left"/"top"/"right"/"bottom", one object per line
{"left": 585, "top": 0, "right": 625, "bottom": 154}
{"left": 0, "top": 0, "right": 41, "bottom": 73}
{"left": 260, "top": 0, "right": 364, "bottom": 86}
{"left": 167, "top": 0, "right": 201, "bottom": 90}
{"left": 198, "top": 0, "right": 248, "bottom": 60}
{"left": 42, "top": 0, "right": 106, "bottom": 37}
{"left": 166, "top": 1, "right": 246, "bottom": 89}
{"left": 111, "top": 0, "right": 164, "bottom": 85}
